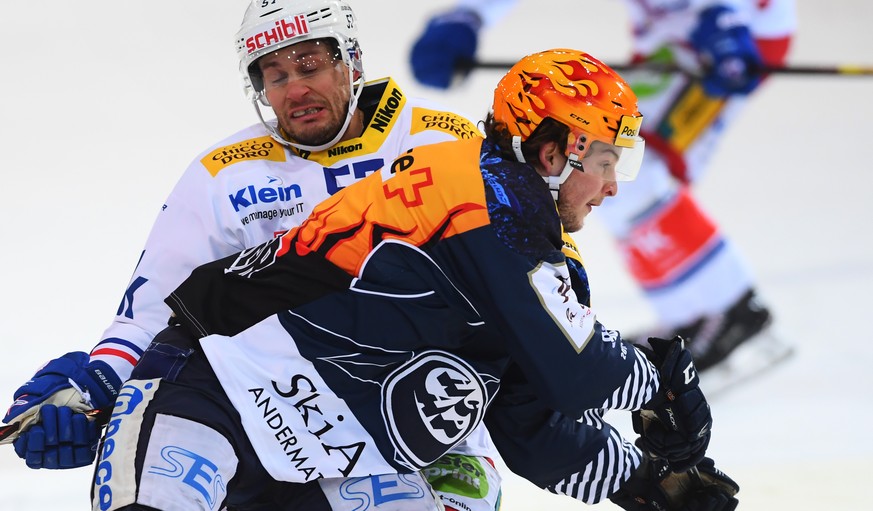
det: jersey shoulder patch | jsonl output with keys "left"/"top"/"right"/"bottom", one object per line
{"left": 200, "top": 135, "right": 287, "bottom": 177}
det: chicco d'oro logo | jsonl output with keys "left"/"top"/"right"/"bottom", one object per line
{"left": 201, "top": 136, "right": 286, "bottom": 176}
{"left": 411, "top": 108, "right": 482, "bottom": 140}
{"left": 383, "top": 351, "right": 486, "bottom": 470}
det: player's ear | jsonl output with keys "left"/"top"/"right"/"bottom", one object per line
{"left": 538, "top": 141, "right": 566, "bottom": 177}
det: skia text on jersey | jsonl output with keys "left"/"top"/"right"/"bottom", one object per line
{"left": 249, "top": 374, "right": 366, "bottom": 481}
{"left": 370, "top": 87, "right": 403, "bottom": 133}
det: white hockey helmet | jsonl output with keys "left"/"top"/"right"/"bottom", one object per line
{"left": 235, "top": 0, "right": 365, "bottom": 151}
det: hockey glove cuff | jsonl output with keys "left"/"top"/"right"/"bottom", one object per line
{"left": 635, "top": 337, "right": 712, "bottom": 471}
{"left": 609, "top": 454, "right": 739, "bottom": 511}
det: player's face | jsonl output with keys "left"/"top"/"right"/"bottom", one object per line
{"left": 259, "top": 40, "right": 357, "bottom": 146}
{"left": 557, "top": 141, "right": 619, "bottom": 232}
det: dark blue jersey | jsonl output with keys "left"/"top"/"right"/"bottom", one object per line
{"left": 166, "top": 137, "right": 657, "bottom": 497}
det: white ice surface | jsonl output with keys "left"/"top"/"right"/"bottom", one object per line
{"left": 1, "top": 1, "right": 871, "bottom": 508}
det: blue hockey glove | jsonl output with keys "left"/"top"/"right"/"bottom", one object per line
{"left": 609, "top": 455, "right": 739, "bottom": 510}
{"left": 2, "top": 351, "right": 121, "bottom": 469}
{"left": 690, "top": 5, "right": 763, "bottom": 96}
{"left": 410, "top": 8, "right": 482, "bottom": 89}
{"left": 634, "top": 337, "right": 712, "bottom": 472}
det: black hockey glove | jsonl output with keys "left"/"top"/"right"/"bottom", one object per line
{"left": 609, "top": 455, "right": 739, "bottom": 511}
{"left": 634, "top": 337, "right": 712, "bottom": 471}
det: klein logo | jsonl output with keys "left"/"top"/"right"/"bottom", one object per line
{"left": 228, "top": 182, "right": 302, "bottom": 212}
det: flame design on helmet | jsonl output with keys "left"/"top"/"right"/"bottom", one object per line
{"left": 493, "top": 49, "right": 642, "bottom": 146}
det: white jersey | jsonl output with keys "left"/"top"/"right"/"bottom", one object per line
{"left": 90, "top": 77, "right": 481, "bottom": 382}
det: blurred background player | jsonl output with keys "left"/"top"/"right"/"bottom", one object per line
{"left": 409, "top": 0, "right": 797, "bottom": 386}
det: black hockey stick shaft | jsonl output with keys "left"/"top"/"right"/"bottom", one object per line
{"left": 0, "top": 422, "right": 21, "bottom": 443}
{"left": 459, "top": 59, "right": 873, "bottom": 76}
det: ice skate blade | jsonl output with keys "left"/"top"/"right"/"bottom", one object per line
{"left": 698, "top": 327, "right": 795, "bottom": 398}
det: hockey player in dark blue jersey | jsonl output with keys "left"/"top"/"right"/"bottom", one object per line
{"left": 89, "top": 49, "right": 738, "bottom": 510}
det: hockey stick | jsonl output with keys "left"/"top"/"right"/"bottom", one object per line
{"left": 458, "top": 59, "right": 873, "bottom": 76}
{"left": 0, "top": 422, "right": 21, "bottom": 444}
{"left": 0, "top": 408, "right": 107, "bottom": 445}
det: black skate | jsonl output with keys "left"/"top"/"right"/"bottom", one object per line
{"left": 633, "top": 290, "right": 795, "bottom": 396}
{"left": 677, "top": 289, "right": 772, "bottom": 372}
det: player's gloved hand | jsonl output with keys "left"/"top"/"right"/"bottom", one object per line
{"left": 634, "top": 337, "right": 712, "bottom": 471}
{"left": 609, "top": 454, "right": 739, "bottom": 510}
{"left": 689, "top": 5, "right": 763, "bottom": 96}
{"left": 410, "top": 8, "right": 482, "bottom": 89}
{"left": 2, "top": 351, "right": 121, "bottom": 469}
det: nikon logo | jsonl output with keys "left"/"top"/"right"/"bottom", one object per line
{"left": 371, "top": 87, "right": 404, "bottom": 133}
{"left": 328, "top": 143, "right": 363, "bottom": 158}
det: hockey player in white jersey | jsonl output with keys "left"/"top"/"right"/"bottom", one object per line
{"left": 410, "top": 0, "right": 797, "bottom": 389}
{"left": 1, "top": 1, "right": 502, "bottom": 509}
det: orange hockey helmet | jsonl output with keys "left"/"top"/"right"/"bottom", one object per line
{"left": 493, "top": 49, "right": 644, "bottom": 185}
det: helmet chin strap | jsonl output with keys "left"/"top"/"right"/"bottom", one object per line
{"left": 544, "top": 153, "right": 580, "bottom": 201}
{"left": 511, "top": 135, "right": 526, "bottom": 163}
